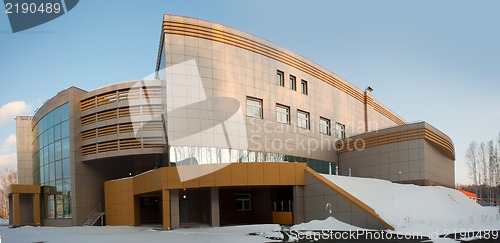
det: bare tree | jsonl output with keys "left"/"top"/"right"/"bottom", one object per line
{"left": 478, "top": 142, "right": 488, "bottom": 186}
{"left": 487, "top": 141, "right": 497, "bottom": 204}
{"left": 0, "top": 169, "right": 18, "bottom": 219}
{"left": 466, "top": 141, "right": 479, "bottom": 185}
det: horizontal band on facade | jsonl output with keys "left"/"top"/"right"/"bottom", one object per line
{"left": 163, "top": 20, "right": 405, "bottom": 125}
{"left": 81, "top": 86, "right": 162, "bottom": 112}
{"left": 339, "top": 126, "right": 455, "bottom": 160}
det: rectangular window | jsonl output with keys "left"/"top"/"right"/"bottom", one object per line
{"left": 276, "top": 104, "right": 290, "bottom": 124}
{"left": 297, "top": 110, "right": 310, "bottom": 129}
{"left": 319, "top": 117, "right": 331, "bottom": 135}
{"left": 277, "top": 70, "right": 284, "bottom": 87}
{"left": 246, "top": 97, "right": 263, "bottom": 118}
{"left": 236, "top": 193, "right": 251, "bottom": 211}
{"left": 301, "top": 80, "right": 308, "bottom": 95}
{"left": 289, "top": 75, "right": 296, "bottom": 90}
{"left": 335, "top": 122, "right": 345, "bottom": 139}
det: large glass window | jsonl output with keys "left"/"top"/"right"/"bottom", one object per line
{"left": 32, "top": 103, "right": 71, "bottom": 219}
{"left": 319, "top": 117, "right": 331, "bottom": 135}
{"left": 246, "top": 97, "right": 263, "bottom": 118}
{"left": 276, "top": 104, "right": 290, "bottom": 124}
{"left": 335, "top": 122, "right": 345, "bottom": 139}
{"left": 297, "top": 110, "right": 310, "bottom": 129}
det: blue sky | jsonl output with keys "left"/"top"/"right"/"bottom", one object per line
{"left": 0, "top": 0, "right": 499, "bottom": 185}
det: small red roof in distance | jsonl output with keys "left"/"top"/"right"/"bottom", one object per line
{"left": 459, "top": 190, "right": 477, "bottom": 198}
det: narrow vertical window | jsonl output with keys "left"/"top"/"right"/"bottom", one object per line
{"left": 289, "top": 75, "right": 296, "bottom": 91}
{"left": 335, "top": 123, "right": 345, "bottom": 139}
{"left": 301, "top": 80, "right": 308, "bottom": 95}
{"left": 277, "top": 70, "right": 284, "bottom": 87}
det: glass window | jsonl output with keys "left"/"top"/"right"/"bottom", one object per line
{"left": 55, "top": 140, "right": 62, "bottom": 161}
{"left": 289, "top": 75, "right": 296, "bottom": 90}
{"left": 44, "top": 164, "right": 49, "bottom": 183}
{"left": 62, "top": 158, "right": 70, "bottom": 178}
{"left": 44, "top": 131, "right": 49, "bottom": 148}
{"left": 55, "top": 160, "right": 62, "bottom": 179}
{"left": 40, "top": 119, "right": 45, "bottom": 133}
{"left": 48, "top": 127, "right": 54, "bottom": 143}
{"left": 48, "top": 143, "right": 54, "bottom": 162}
{"left": 40, "top": 166, "right": 45, "bottom": 184}
{"left": 319, "top": 117, "right": 331, "bottom": 135}
{"left": 49, "top": 162, "right": 55, "bottom": 183}
{"left": 61, "top": 120, "right": 69, "bottom": 138}
{"left": 277, "top": 70, "right": 284, "bottom": 87}
{"left": 54, "top": 124, "right": 61, "bottom": 141}
{"left": 301, "top": 80, "right": 308, "bottom": 95}
{"left": 53, "top": 107, "right": 61, "bottom": 124}
{"left": 62, "top": 138, "right": 70, "bottom": 159}
{"left": 48, "top": 195, "right": 55, "bottom": 219}
{"left": 335, "top": 122, "right": 345, "bottom": 139}
{"left": 61, "top": 103, "right": 69, "bottom": 121}
{"left": 235, "top": 193, "right": 251, "bottom": 211}
{"left": 297, "top": 110, "right": 310, "bottom": 129}
{"left": 47, "top": 111, "right": 54, "bottom": 127}
{"left": 56, "top": 180, "right": 63, "bottom": 219}
{"left": 246, "top": 97, "right": 263, "bottom": 118}
{"left": 276, "top": 104, "right": 290, "bottom": 124}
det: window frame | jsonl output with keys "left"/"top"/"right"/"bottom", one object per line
{"left": 319, "top": 117, "right": 331, "bottom": 135}
{"left": 277, "top": 70, "right": 285, "bottom": 87}
{"left": 297, "top": 110, "right": 310, "bottom": 129}
{"left": 289, "top": 75, "right": 296, "bottom": 91}
{"left": 246, "top": 97, "right": 263, "bottom": 118}
{"left": 301, "top": 79, "right": 308, "bottom": 95}
{"left": 335, "top": 122, "right": 346, "bottom": 139}
{"left": 276, "top": 104, "right": 290, "bottom": 124}
{"left": 235, "top": 193, "right": 251, "bottom": 211}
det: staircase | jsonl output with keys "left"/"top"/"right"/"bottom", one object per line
{"left": 83, "top": 203, "right": 105, "bottom": 226}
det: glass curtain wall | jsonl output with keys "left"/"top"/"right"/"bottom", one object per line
{"left": 32, "top": 103, "right": 71, "bottom": 219}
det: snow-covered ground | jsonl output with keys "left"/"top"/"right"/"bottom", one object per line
{"left": 0, "top": 224, "right": 281, "bottom": 243}
{"left": 319, "top": 174, "right": 500, "bottom": 240}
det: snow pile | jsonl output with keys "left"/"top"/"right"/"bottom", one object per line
{"left": 291, "top": 217, "right": 362, "bottom": 231}
{"left": 320, "top": 174, "right": 500, "bottom": 231}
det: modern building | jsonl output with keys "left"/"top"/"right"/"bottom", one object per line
{"left": 8, "top": 14, "right": 455, "bottom": 230}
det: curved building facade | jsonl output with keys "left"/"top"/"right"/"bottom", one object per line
{"left": 9, "top": 14, "right": 454, "bottom": 229}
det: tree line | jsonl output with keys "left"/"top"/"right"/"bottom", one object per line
{"left": 463, "top": 132, "right": 500, "bottom": 206}
{"left": 0, "top": 169, "right": 17, "bottom": 219}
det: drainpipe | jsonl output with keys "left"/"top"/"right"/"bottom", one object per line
{"left": 364, "top": 86, "right": 373, "bottom": 132}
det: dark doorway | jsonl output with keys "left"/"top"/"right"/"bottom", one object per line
{"left": 219, "top": 186, "right": 293, "bottom": 226}
{"left": 179, "top": 188, "right": 210, "bottom": 227}
{"left": 140, "top": 196, "right": 162, "bottom": 225}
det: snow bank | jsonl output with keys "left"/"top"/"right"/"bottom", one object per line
{"left": 319, "top": 174, "right": 500, "bottom": 232}
{"left": 291, "top": 217, "right": 362, "bottom": 231}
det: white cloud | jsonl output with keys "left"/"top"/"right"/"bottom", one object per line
{"left": 4, "top": 134, "right": 16, "bottom": 148}
{"left": 0, "top": 101, "right": 32, "bottom": 125}
{"left": 0, "top": 153, "right": 17, "bottom": 170}
{"left": 0, "top": 134, "right": 16, "bottom": 154}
